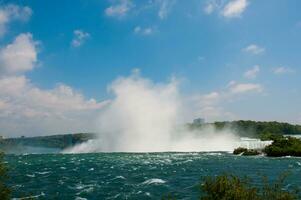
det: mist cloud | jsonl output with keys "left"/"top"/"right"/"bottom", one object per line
{"left": 65, "top": 71, "right": 240, "bottom": 153}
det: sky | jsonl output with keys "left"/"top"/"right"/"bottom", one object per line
{"left": 0, "top": 0, "right": 300, "bottom": 137}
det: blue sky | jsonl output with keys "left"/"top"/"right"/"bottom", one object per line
{"left": 0, "top": 0, "right": 300, "bottom": 136}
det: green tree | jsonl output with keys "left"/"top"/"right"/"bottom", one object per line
{"left": 264, "top": 136, "right": 301, "bottom": 157}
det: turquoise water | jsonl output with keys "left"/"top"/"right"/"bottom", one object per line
{"left": 6, "top": 153, "right": 301, "bottom": 199}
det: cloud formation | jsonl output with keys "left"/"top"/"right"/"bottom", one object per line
{"left": 0, "top": 4, "right": 32, "bottom": 37}
{"left": 71, "top": 30, "right": 90, "bottom": 47}
{"left": 243, "top": 44, "right": 265, "bottom": 55}
{"left": 0, "top": 75, "right": 109, "bottom": 136}
{"left": 204, "top": 0, "right": 220, "bottom": 15}
{"left": 0, "top": 33, "right": 109, "bottom": 137}
{"left": 204, "top": 0, "right": 249, "bottom": 19}
{"left": 273, "top": 67, "right": 295, "bottom": 75}
{"left": 194, "top": 91, "right": 235, "bottom": 121}
{"left": 157, "top": 0, "right": 176, "bottom": 19}
{"left": 134, "top": 26, "right": 155, "bottom": 35}
{"left": 105, "top": 0, "right": 134, "bottom": 18}
{"left": 222, "top": 0, "right": 249, "bottom": 18}
{"left": 228, "top": 81, "right": 263, "bottom": 94}
{"left": 194, "top": 79, "right": 263, "bottom": 122}
{"left": 244, "top": 65, "right": 260, "bottom": 79}
{"left": 0, "top": 33, "right": 38, "bottom": 75}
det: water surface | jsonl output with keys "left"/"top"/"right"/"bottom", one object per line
{"left": 6, "top": 152, "right": 301, "bottom": 199}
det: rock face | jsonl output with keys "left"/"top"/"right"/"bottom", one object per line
{"left": 233, "top": 147, "right": 261, "bottom": 156}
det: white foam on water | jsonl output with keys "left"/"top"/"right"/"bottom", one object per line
{"left": 12, "top": 192, "right": 45, "bottom": 200}
{"left": 114, "top": 176, "right": 126, "bottom": 180}
{"left": 36, "top": 171, "right": 50, "bottom": 175}
{"left": 75, "top": 197, "right": 87, "bottom": 200}
{"left": 142, "top": 178, "right": 166, "bottom": 185}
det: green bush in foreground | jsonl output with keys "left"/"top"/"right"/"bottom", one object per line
{"left": 163, "top": 173, "right": 299, "bottom": 200}
{"left": 200, "top": 173, "right": 299, "bottom": 200}
{"left": 0, "top": 152, "right": 10, "bottom": 200}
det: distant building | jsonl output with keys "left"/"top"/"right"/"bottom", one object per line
{"left": 193, "top": 118, "right": 205, "bottom": 124}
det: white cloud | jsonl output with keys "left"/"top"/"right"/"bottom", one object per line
{"left": 222, "top": 0, "right": 248, "bottom": 18}
{"left": 193, "top": 91, "right": 236, "bottom": 122}
{"left": 197, "top": 105, "right": 236, "bottom": 121}
{"left": 0, "top": 33, "right": 38, "bottom": 75}
{"left": 204, "top": 0, "right": 219, "bottom": 15}
{"left": 244, "top": 65, "right": 260, "bottom": 79}
{"left": 0, "top": 34, "right": 109, "bottom": 137}
{"left": 0, "top": 75, "right": 109, "bottom": 136}
{"left": 204, "top": 0, "right": 249, "bottom": 19}
{"left": 71, "top": 30, "right": 90, "bottom": 47}
{"left": 194, "top": 79, "right": 263, "bottom": 121}
{"left": 0, "top": 4, "right": 32, "bottom": 37}
{"left": 229, "top": 82, "right": 263, "bottom": 94}
{"left": 199, "top": 92, "right": 220, "bottom": 106}
{"left": 134, "top": 26, "right": 155, "bottom": 35}
{"left": 273, "top": 67, "right": 295, "bottom": 75}
{"left": 0, "top": 76, "right": 107, "bottom": 112}
{"left": 105, "top": 0, "right": 134, "bottom": 18}
{"left": 157, "top": 0, "right": 176, "bottom": 19}
{"left": 243, "top": 44, "right": 265, "bottom": 55}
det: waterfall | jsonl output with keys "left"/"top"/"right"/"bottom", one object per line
{"left": 237, "top": 137, "right": 272, "bottom": 150}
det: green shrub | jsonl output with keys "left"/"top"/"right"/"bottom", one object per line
{"left": 200, "top": 173, "right": 299, "bottom": 200}
{"left": 200, "top": 174, "right": 259, "bottom": 200}
{"left": 264, "top": 136, "right": 301, "bottom": 157}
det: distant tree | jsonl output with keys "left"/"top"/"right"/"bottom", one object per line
{"left": 0, "top": 152, "right": 10, "bottom": 200}
{"left": 264, "top": 136, "right": 301, "bottom": 157}
{"left": 188, "top": 120, "right": 301, "bottom": 139}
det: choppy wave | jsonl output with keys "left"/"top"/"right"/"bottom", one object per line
{"left": 7, "top": 152, "right": 301, "bottom": 199}
{"left": 12, "top": 192, "right": 45, "bottom": 200}
{"left": 142, "top": 178, "right": 166, "bottom": 185}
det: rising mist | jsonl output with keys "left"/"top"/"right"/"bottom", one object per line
{"left": 64, "top": 71, "right": 240, "bottom": 153}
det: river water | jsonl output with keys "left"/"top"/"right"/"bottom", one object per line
{"left": 5, "top": 152, "right": 301, "bottom": 199}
